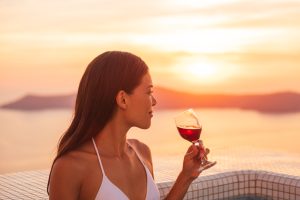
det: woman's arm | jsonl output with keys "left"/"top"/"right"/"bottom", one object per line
{"left": 131, "top": 139, "right": 216, "bottom": 200}
{"left": 165, "top": 144, "right": 216, "bottom": 200}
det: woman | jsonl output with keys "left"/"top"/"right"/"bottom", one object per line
{"left": 48, "top": 51, "right": 216, "bottom": 200}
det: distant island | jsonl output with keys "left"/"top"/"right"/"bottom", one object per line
{"left": 1, "top": 87, "right": 300, "bottom": 113}
{"left": 1, "top": 94, "right": 76, "bottom": 111}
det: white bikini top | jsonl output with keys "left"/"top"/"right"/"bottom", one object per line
{"left": 92, "top": 138, "right": 160, "bottom": 200}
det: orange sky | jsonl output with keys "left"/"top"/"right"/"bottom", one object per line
{"left": 1, "top": 0, "right": 300, "bottom": 103}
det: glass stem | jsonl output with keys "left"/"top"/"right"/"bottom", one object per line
{"left": 192, "top": 139, "right": 200, "bottom": 146}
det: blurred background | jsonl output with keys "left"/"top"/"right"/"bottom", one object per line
{"left": 1, "top": 0, "right": 300, "bottom": 178}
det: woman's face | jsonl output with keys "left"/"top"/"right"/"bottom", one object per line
{"left": 125, "top": 72, "right": 157, "bottom": 129}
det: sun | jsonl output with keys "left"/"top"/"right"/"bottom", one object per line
{"left": 174, "top": 60, "right": 221, "bottom": 84}
{"left": 170, "top": 57, "right": 238, "bottom": 85}
{"left": 186, "top": 64, "right": 217, "bottom": 80}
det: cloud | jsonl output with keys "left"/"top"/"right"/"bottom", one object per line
{"left": 162, "top": 0, "right": 300, "bottom": 29}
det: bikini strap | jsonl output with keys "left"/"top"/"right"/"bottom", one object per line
{"left": 127, "top": 141, "right": 148, "bottom": 169}
{"left": 92, "top": 138, "right": 106, "bottom": 176}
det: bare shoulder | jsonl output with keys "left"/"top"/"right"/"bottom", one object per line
{"left": 52, "top": 151, "right": 88, "bottom": 178}
{"left": 49, "top": 151, "right": 90, "bottom": 199}
{"left": 128, "top": 139, "right": 152, "bottom": 160}
{"left": 127, "top": 139, "right": 154, "bottom": 174}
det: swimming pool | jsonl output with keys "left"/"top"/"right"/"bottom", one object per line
{"left": 230, "top": 195, "right": 271, "bottom": 200}
{"left": 0, "top": 170, "right": 299, "bottom": 199}
{"left": 158, "top": 170, "right": 300, "bottom": 200}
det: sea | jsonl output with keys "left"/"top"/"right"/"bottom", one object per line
{"left": 1, "top": 108, "right": 300, "bottom": 182}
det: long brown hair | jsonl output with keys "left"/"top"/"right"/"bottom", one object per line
{"left": 47, "top": 51, "right": 149, "bottom": 193}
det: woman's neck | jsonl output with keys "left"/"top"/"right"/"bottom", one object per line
{"left": 93, "top": 117, "right": 130, "bottom": 158}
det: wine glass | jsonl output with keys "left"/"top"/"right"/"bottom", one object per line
{"left": 175, "top": 108, "right": 202, "bottom": 145}
{"left": 175, "top": 109, "right": 210, "bottom": 165}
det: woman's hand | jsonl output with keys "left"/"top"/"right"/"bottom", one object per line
{"left": 181, "top": 141, "right": 216, "bottom": 180}
{"left": 165, "top": 141, "right": 217, "bottom": 200}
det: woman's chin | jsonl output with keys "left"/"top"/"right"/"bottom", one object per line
{"left": 137, "top": 122, "right": 151, "bottom": 129}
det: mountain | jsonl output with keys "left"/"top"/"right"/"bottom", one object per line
{"left": 155, "top": 88, "right": 300, "bottom": 113}
{"left": 0, "top": 94, "right": 76, "bottom": 110}
{"left": 1, "top": 88, "right": 300, "bottom": 113}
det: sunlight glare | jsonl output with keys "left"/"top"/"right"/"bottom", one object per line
{"left": 186, "top": 64, "right": 217, "bottom": 80}
{"left": 172, "top": 58, "right": 236, "bottom": 85}
{"left": 183, "top": 62, "right": 220, "bottom": 84}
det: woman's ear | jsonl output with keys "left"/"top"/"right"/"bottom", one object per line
{"left": 116, "top": 90, "right": 128, "bottom": 109}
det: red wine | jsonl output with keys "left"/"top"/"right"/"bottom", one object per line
{"left": 177, "top": 126, "right": 202, "bottom": 142}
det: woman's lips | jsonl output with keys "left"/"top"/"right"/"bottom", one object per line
{"left": 149, "top": 111, "right": 153, "bottom": 117}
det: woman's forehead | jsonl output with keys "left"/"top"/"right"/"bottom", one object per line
{"left": 135, "top": 73, "right": 153, "bottom": 90}
{"left": 141, "top": 73, "right": 153, "bottom": 85}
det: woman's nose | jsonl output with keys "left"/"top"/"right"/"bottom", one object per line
{"left": 151, "top": 95, "right": 157, "bottom": 106}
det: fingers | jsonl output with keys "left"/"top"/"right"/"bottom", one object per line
{"left": 185, "top": 144, "right": 198, "bottom": 158}
{"left": 185, "top": 144, "right": 213, "bottom": 165}
{"left": 198, "top": 145, "right": 209, "bottom": 161}
{"left": 199, "top": 145, "right": 207, "bottom": 159}
{"left": 204, "top": 148, "right": 210, "bottom": 160}
{"left": 198, "top": 140, "right": 203, "bottom": 145}
{"left": 204, "top": 161, "right": 217, "bottom": 171}
{"left": 195, "top": 144, "right": 205, "bottom": 160}
{"left": 198, "top": 161, "right": 217, "bottom": 172}
{"left": 205, "top": 148, "right": 210, "bottom": 154}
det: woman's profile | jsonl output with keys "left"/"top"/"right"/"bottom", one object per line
{"left": 48, "top": 51, "right": 216, "bottom": 200}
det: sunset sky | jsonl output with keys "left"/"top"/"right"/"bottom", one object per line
{"left": 1, "top": 0, "right": 300, "bottom": 104}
